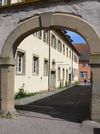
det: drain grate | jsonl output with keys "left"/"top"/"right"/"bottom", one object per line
{"left": 94, "top": 128, "right": 100, "bottom": 134}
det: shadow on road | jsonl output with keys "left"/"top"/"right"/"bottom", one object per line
{"left": 15, "top": 85, "right": 92, "bottom": 123}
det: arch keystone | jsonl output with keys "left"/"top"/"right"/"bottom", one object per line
{"left": 40, "top": 12, "right": 53, "bottom": 28}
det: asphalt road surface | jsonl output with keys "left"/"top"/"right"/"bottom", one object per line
{"left": 16, "top": 85, "right": 92, "bottom": 123}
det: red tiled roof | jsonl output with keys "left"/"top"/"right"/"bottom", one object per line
{"left": 73, "top": 43, "right": 90, "bottom": 61}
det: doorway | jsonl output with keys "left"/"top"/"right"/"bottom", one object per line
{"left": 51, "top": 71, "right": 56, "bottom": 90}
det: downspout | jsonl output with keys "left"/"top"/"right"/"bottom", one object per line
{"left": 48, "top": 30, "right": 51, "bottom": 91}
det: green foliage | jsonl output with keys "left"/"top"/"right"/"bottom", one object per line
{"left": 15, "top": 88, "right": 37, "bottom": 99}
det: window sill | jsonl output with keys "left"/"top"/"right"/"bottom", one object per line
{"left": 32, "top": 74, "right": 39, "bottom": 76}
{"left": 16, "top": 73, "right": 25, "bottom": 76}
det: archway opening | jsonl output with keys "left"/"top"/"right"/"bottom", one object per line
{"left": 0, "top": 12, "right": 100, "bottom": 122}
{"left": 14, "top": 27, "right": 92, "bottom": 123}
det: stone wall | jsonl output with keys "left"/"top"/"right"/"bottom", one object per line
{"left": 0, "top": 0, "right": 100, "bottom": 55}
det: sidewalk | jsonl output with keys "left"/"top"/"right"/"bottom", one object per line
{"left": 0, "top": 109, "right": 100, "bottom": 134}
{"left": 0, "top": 110, "right": 97, "bottom": 134}
{"left": 0, "top": 85, "right": 100, "bottom": 134}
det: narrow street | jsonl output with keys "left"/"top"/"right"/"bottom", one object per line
{"left": 16, "top": 85, "right": 92, "bottom": 123}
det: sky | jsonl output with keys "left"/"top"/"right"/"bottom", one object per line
{"left": 65, "top": 30, "right": 86, "bottom": 44}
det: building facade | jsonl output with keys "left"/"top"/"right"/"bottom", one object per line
{"left": 1, "top": 0, "right": 34, "bottom": 5}
{"left": 14, "top": 29, "right": 79, "bottom": 93}
{"left": 74, "top": 44, "right": 91, "bottom": 83}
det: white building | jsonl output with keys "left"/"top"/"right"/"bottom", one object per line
{"left": 1, "top": 0, "right": 30, "bottom": 5}
{"left": 15, "top": 29, "right": 79, "bottom": 93}
{"left": 1, "top": 0, "right": 23, "bottom": 5}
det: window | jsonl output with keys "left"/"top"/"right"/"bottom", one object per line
{"left": 33, "top": 31, "right": 42, "bottom": 39}
{"left": 33, "top": 32, "right": 39, "bottom": 38}
{"left": 80, "top": 72, "right": 87, "bottom": 79}
{"left": 32, "top": 56, "right": 39, "bottom": 75}
{"left": 74, "top": 55, "right": 78, "bottom": 63}
{"left": 74, "top": 69, "right": 78, "bottom": 76}
{"left": 69, "top": 50, "right": 71, "bottom": 59}
{"left": 58, "top": 67, "right": 61, "bottom": 80}
{"left": 16, "top": 51, "right": 25, "bottom": 74}
{"left": 57, "top": 40, "right": 62, "bottom": 52}
{"left": 83, "top": 63, "right": 88, "bottom": 67}
{"left": 59, "top": 42, "right": 62, "bottom": 52}
{"left": 66, "top": 69, "right": 68, "bottom": 80}
{"left": 63, "top": 68, "right": 65, "bottom": 80}
{"left": 43, "top": 30, "right": 48, "bottom": 43}
{"left": 44, "top": 59, "right": 48, "bottom": 76}
{"left": 63, "top": 44, "right": 65, "bottom": 55}
{"left": 66, "top": 47, "right": 68, "bottom": 57}
{"left": 51, "top": 34, "right": 56, "bottom": 49}
{"left": 38, "top": 30, "right": 42, "bottom": 39}
{"left": 2, "top": 0, "right": 9, "bottom": 5}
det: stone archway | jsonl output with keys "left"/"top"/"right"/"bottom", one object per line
{"left": 0, "top": 12, "right": 100, "bottom": 121}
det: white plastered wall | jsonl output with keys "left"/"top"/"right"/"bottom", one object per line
{"left": 14, "top": 31, "right": 79, "bottom": 93}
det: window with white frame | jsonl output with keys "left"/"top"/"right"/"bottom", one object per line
{"left": 66, "top": 47, "right": 68, "bottom": 57}
{"left": 43, "top": 30, "right": 48, "bottom": 43}
{"left": 58, "top": 67, "right": 61, "bottom": 81}
{"left": 58, "top": 40, "right": 62, "bottom": 52}
{"left": 59, "top": 42, "right": 62, "bottom": 52}
{"left": 66, "top": 69, "right": 68, "bottom": 80}
{"left": 80, "top": 71, "right": 87, "bottom": 79}
{"left": 16, "top": 51, "right": 25, "bottom": 74}
{"left": 33, "top": 31, "right": 39, "bottom": 38}
{"left": 63, "top": 68, "right": 65, "bottom": 80}
{"left": 38, "top": 30, "right": 42, "bottom": 39}
{"left": 51, "top": 34, "right": 56, "bottom": 49}
{"left": 2, "top": 0, "right": 10, "bottom": 5}
{"left": 44, "top": 59, "right": 48, "bottom": 76}
{"left": 69, "top": 50, "right": 71, "bottom": 59}
{"left": 63, "top": 44, "right": 65, "bottom": 55}
{"left": 74, "top": 55, "right": 78, "bottom": 63}
{"left": 32, "top": 55, "right": 39, "bottom": 75}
